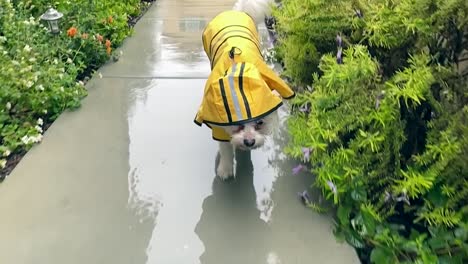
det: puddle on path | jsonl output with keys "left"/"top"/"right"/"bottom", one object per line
{"left": 125, "top": 0, "right": 358, "bottom": 263}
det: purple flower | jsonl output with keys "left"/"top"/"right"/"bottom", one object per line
{"left": 336, "top": 34, "right": 342, "bottom": 47}
{"left": 326, "top": 180, "right": 337, "bottom": 194}
{"left": 375, "top": 98, "right": 381, "bottom": 110}
{"left": 384, "top": 191, "right": 391, "bottom": 202}
{"left": 384, "top": 191, "right": 411, "bottom": 205}
{"left": 302, "top": 147, "right": 311, "bottom": 162}
{"left": 298, "top": 190, "right": 311, "bottom": 205}
{"left": 375, "top": 91, "right": 386, "bottom": 110}
{"left": 336, "top": 48, "right": 343, "bottom": 64}
{"left": 354, "top": 9, "right": 363, "bottom": 18}
{"left": 395, "top": 194, "right": 410, "bottom": 205}
{"left": 299, "top": 103, "right": 310, "bottom": 113}
{"left": 292, "top": 164, "right": 304, "bottom": 175}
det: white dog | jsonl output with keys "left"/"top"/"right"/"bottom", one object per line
{"left": 194, "top": 0, "right": 295, "bottom": 180}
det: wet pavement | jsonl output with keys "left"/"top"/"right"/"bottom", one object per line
{"left": 0, "top": 0, "right": 359, "bottom": 263}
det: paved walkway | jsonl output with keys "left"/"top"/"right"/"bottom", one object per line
{"left": 0, "top": 0, "right": 359, "bottom": 263}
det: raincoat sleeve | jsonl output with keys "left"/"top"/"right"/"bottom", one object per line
{"left": 257, "top": 62, "right": 295, "bottom": 99}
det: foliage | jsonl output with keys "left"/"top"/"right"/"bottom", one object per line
{"left": 0, "top": 0, "right": 150, "bottom": 175}
{"left": 273, "top": 0, "right": 468, "bottom": 262}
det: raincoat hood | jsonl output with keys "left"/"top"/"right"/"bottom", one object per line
{"left": 194, "top": 10, "right": 295, "bottom": 141}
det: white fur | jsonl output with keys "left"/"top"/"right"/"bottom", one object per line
{"left": 215, "top": 111, "right": 279, "bottom": 179}
{"left": 214, "top": 0, "right": 278, "bottom": 180}
{"left": 217, "top": 142, "right": 235, "bottom": 179}
{"left": 233, "top": 0, "right": 274, "bottom": 24}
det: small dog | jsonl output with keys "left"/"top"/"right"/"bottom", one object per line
{"left": 194, "top": 0, "right": 295, "bottom": 180}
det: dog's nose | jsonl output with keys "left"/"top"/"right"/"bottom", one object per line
{"left": 243, "top": 139, "right": 255, "bottom": 147}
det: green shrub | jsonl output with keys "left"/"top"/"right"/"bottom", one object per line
{"left": 0, "top": 0, "right": 149, "bottom": 175}
{"left": 274, "top": 0, "right": 468, "bottom": 262}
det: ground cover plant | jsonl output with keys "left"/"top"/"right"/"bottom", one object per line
{"left": 272, "top": 0, "right": 468, "bottom": 262}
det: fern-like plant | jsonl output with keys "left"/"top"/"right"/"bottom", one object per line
{"left": 273, "top": 0, "right": 468, "bottom": 262}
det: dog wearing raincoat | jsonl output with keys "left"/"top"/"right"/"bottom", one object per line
{"left": 194, "top": 0, "right": 295, "bottom": 179}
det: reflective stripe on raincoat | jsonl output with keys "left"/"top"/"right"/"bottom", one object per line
{"left": 194, "top": 10, "right": 295, "bottom": 141}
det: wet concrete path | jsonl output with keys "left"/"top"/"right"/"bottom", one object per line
{"left": 0, "top": 0, "right": 359, "bottom": 263}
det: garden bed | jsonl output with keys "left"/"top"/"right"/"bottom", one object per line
{"left": 0, "top": 0, "right": 156, "bottom": 181}
{"left": 271, "top": 0, "right": 468, "bottom": 263}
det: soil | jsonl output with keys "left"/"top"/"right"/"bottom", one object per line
{"left": 0, "top": 0, "right": 156, "bottom": 182}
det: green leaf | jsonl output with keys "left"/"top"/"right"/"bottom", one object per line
{"left": 420, "top": 250, "right": 438, "bottom": 264}
{"left": 438, "top": 255, "right": 464, "bottom": 264}
{"left": 345, "top": 230, "right": 366, "bottom": 249}
{"left": 401, "top": 241, "right": 418, "bottom": 253}
{"left": 361, "top": 209, "right": 377, "bottom": 236}
{"left": 351, "top": 188, "right": 367, "bottom": 202}
{"left": 454, "top": 227, "right": 467, "bottom": 240}
{"left": 428, "top": 236, "right": 447, "bottom": 250}
{"left": 370, "top": 247, "right": 394, "bottom": 264}
{"left": 337, "top": 205, "right": 351, "bottom": 225}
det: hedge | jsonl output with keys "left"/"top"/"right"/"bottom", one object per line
{"left": 272, "top": 0, "right": 468, "bottom": 263}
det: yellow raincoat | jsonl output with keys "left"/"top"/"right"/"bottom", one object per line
{"left": 194, "top": 10, "right": 295, "bottom": 141}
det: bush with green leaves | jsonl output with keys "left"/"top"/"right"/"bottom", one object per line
{"left": 0, "top": 0, "right": 149, "bottom": 176}
{"left": 273, "top": 0, "right": 468, "bottom": 263}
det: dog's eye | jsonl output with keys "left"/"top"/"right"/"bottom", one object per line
{"left": 255, "top": 120, "right": 264, "bottom": 130}
{"left": 236, "top": 125, "right": 245, "bottom": 132}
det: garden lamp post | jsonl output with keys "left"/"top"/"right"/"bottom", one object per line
{"left": 40, "top": 7, "right": 63, "bottom": 34}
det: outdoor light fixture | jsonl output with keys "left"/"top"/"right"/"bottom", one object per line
{"left": 40, "top": 7, "right": 63, "bottom": 34}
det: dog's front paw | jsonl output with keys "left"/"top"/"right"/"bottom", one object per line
{"left": 216, "top": 161, "right": 234, "bottom": 180}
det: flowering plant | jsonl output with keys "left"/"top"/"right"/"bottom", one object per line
{"left": 273, "top": 0, "right": 468, "bottom": 262}
{"left": 0, "top": 0, "right": 152, "bottom": 179}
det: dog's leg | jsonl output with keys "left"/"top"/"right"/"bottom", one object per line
{"left": 217, "top": 142, "right": 234, "bottom": 179}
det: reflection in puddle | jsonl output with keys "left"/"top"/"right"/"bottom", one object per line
{"left": 124, "top": 1, "right": 357, "bottom": 263}
{"left": 178, "top": 17, "right": 207, "bottom": 32}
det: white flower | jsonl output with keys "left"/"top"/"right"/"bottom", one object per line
{"left": 11, "top": 60, "right": 20, "bottom": 66}
{"left": 58, "top": 73, "right": 64, "bottom": 79}
{"left": 37, "top": 118, "right": 43, "bottom": 126}
{"left": 25, "top": 80, "right": 34, "bottom": 88}
{"left": 35, "top": 125, "right": 43, "bottom": 133}
{"left": 119, "top": 50, "right": 124, "bottom": 56}
{"left": 66, "top": 58, "right": 73, "bottom": 64}
{"left": 0, "top": 36, "right": 7, "bottom": 43}
{"left": 3, "top": 149, "right": 11, "bottom": 157}
{"left": 0, "top": 159, "right": 6, "bottom": 169}
{"left": 21, "top": 65, "right": 33, "bottom": 73}
{"left": 23, "top": 45, "right": 32, "bottom": 52}
{"left": 60, "top": 87, "right": 65, "bottom": 92}
{"left": 98, "top": 72, "right": 103, "bottom": 79}
{"left": 33, "top": 134, "right": 43, "bottom": 143}
{"left": 21, "top": 135, "right": 30, "bottom": 145}
{"left": 43, "top": 109, "right": 48, "bottom": 114}
{"left": 2, "top": 51, "right": 7, "bottom": 55}
{"left": 6, "top": 102, "right": 11, "bottom": 110}
{"left": 23, "top": 20, "right": 31, "bottom": 25}
{"left": 29, "top": 57, "right": 36, "bottom": 62}
{"left": 53, "top": 58, "right": 58, "bottom": 65}
{"left": 37, "top": 84, "right": 44, "bottom": 91}
{"left": 21, "top": 134, "right": 43, "bottom": 145}
{"left": 60, "top": 68, "right": 65, "bottom": 73}
{"left": 78, "top": 81, "right": 84, "bottom": 86}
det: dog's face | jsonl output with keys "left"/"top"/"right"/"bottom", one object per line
{"left": 222, "top": 111, "right": 278, "bottom": 150}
